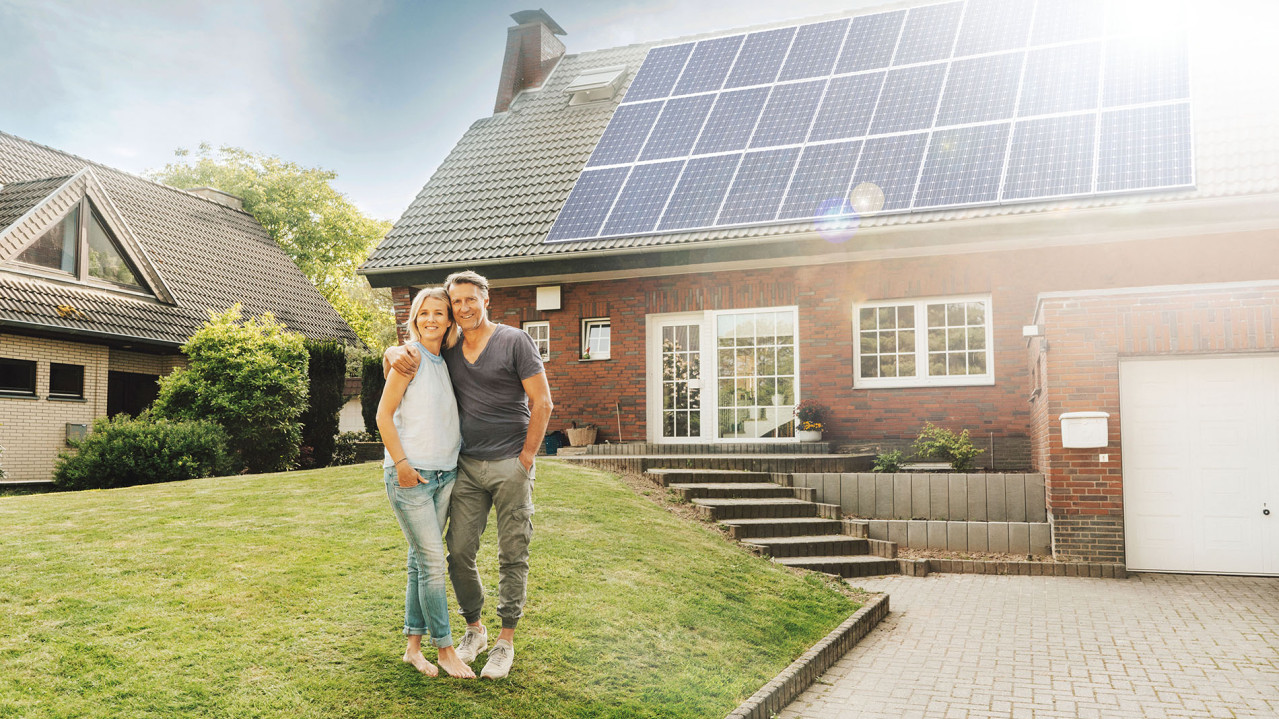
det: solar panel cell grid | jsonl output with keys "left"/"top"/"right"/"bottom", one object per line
{"left": 658, "top": 154, "right": 743, "bottom": 230}
{"left": 1097, "top": 103, "right": 1192, "bottom": 192}
{"left": 892, "top": 1, "right": 963, "bottom": 66}
{"left": 724, "top": 27, "right": 796, "bottom": 89}
{"left": 1031, "top": 0, "right": 1104, "bottom": 45}
{"left": 586, "top": 102, "right": 662, "bottom": 167}
{"left": 807, "top": 71, "right": 885, "bottom": 143}
{"left": 623, "top": 42, "right": 694, "bottom": 103}
{"left": 869, "top": 62, "right": 947, "bottom": 135}
{"left": 914, "top": 122, "right": 1011, "bottom": 208}
{"left": 749, "top": 80, "right": 826, "bottom": 149}
{"left": 1002, "top": 113, "right": 1097, "bottom": 199}
{"left": 936, "top": 51, "right": 1024, "bottom": 126}
{"left": 546, "top": 167, "right": 631, "bottom": 241}
{"left": 835, "top": 9, "right": 905, "bottom": 73}
{"left": 1018, "top": 43, "right": 1101, "bottom": 117}
{"left": 1102, "top": 34, "right": 1190, "bottom": 107}
{"left": 640, "top": 94, "right": 716, "bottom": 161}
{"left": 778, "top": 140, "right": 863, "bottom": 220}
{"left": 778, "top": 18, "right": 849, "bottom": 82}
{"left": 693, "top": 87, "right": 771, "bottom": 155}
{"left": 717, "top": 147, "right": 801, "bottom": 225}
{"left": 673, "top": 35, "right": 744, "bottom": 96}
{"left": 601, "top": 160, "right": 685, "bottom": 236}
{"left": 954, "top": 0, "right": 1034, "bottom": 56}
{"left": 851, "top": 132, "right": 930, "bottom": 212}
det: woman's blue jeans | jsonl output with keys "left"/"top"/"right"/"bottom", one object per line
{"left": 384, "top": 466, "right": 456, "bottom": 648}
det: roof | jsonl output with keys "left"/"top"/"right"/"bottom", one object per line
{"left": 362, "top": 0, "right": 1279, "bottom": 281}
{"left": 0, "top": 131, "right": 359, "bottom": 348}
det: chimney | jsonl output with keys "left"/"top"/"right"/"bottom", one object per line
{"left": 494, "top": 9, "right": 566, "bottom": 114}
{"left": 187, "top": 186, "right": 244, "bottom": 211}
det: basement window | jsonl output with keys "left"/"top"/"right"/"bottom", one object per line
{"left": 565, "top": 65, "right": 627, "bottom": 106}
{"left": 581, "top": 318, "right": 610, "bottom": 360}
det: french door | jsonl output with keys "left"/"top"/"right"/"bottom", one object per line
{"left": 647, "top": 308, "right": 799, "bottom": 443}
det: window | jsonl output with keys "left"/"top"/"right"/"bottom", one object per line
{"left": 715, "top": 308, "right": 797, "bottom": 439}
{"left": 855, "top": 296, "right": 993, "bottom": 388}
{"left": 49, "top": 363, "right": 85, "bottom": 400}
{"left": 0, "top": 358, "right": 37, "bottom": 396}
{"left": 16, "top": 206, "right": 79, "bottom": 275}
{"left": 581, "top": 318, "right": 610, "bottom": 359}
{"left": 523, "top": 321, "right": 550, "bottom": 361}
{"left": 13, "top": 200, "right": 146, "bottom": 292}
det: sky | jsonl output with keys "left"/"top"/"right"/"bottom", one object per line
{"left": 0, "top": 0, "right": 885, "bottom": 222}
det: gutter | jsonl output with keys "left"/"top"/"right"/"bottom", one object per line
{"left": 0, "top": 317, "right": 184, "bottom": 352}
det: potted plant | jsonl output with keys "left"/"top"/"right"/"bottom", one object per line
{"left": 566, "top": 420, "right": 597, "bottom": 446}
{"left": 794, "top": 399, "right": 827, "bottom": 442}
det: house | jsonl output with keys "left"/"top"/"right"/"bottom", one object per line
{"left": 360, "top": 2, "right": 1279, "bottom": 574}
{"left": 0, "top": 131, "right": 359, "bottom": 482}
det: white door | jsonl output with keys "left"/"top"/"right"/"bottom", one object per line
{"left": 1120, "top": 355, "right": 1279, "bottom": 575}
{"left": 648, "top": 315, "right": 709, "bottom": 442}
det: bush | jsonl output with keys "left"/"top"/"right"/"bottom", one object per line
{"left": 153, "top": 305, "right": 309, "bottom": 473}
{"left": 872, "top": 449, "right": 905, "bottom": 473}
{"left": 912, "top": 422, "right": 985, "bottom": 472}
{"left": 299, "top": 339, "right": 347, "bottom": 468}
{"left": 360, "top": 355, "right": 385, "bottom": 440}
{"left": 333, "top": 430, "right": 373, "bottom": 466}
{"left": 53, "top": 413, "right": 234, "bottom": 490}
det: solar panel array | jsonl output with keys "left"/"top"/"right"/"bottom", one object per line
{"left": 546, "top": 0, "right": 1193, "bottom": 243}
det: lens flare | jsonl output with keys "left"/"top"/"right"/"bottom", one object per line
{"left": 814, "top": 197, "right": 859, "bottom": 244}
{"left": 849, "top": 182, "right": 886, "bottom": 215}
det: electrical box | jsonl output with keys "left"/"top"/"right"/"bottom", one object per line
{"left": 536, "top": 286, "right": 561, "bottom": 311}
{"left": 66, "top": 423, "right": 89, "bottom": 446}
{"left": 1059, "top": 412, "right": 1109, "bottom": 448}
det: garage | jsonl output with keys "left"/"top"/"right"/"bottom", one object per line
{"left": 1120, "top": 355, "right": 1279, "bottom": 575}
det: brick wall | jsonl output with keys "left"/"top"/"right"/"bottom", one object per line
{"left": 1032, "top": 283, "right": 1279, "bottom": 562}
{"left": 107, "top": 348, "right": 185, "bottom": 375}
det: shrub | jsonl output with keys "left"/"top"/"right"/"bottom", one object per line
{"left": 912, "top": 422, "right": 985, "bottom": 472}
{"left": 299, "top": 339, "right": 347, "bottom": 468}
{"left": 794, "top": 399, "right": 827, "bottom": 432}
{"left": 360, "top": 355, "right": 385, "bottom": 440}
{"left": 872, "top": 449, "right": 905, "bottom": 473}
{"left": 333, "top": 430, "right": 373, "bottom": 466}
{"left": 53, "top": 413, "right": 234, "bottom": 490}
{"left": 153, "top": 305, "right": 309, "bottom": 473}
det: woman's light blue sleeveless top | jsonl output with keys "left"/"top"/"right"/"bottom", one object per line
{"left": 383, "top": 341, "right": 462, "bottom": 471}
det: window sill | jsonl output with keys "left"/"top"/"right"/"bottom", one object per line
{"left": 578, "top": 356, "right": 611, "bottom": 362}
{"left": 854, "top": 376, "right": 995, "bottom": 390}
{"left": 0, "top": 391, "right": 38, "bottom": 400}
{"left": 47, "top": 396, "right": 88, "bottom": 403}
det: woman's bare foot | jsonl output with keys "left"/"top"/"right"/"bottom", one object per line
{"left": 403, "top": 650, "right": 439, "bottom": 677}
{"left": 436, "top": 646, "right": 476, "bottom": 679}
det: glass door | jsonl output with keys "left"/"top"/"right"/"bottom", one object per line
{"left": 658, "top": 320, "right": 704, "bottom": 440}
{"left": 715, "top": 308, "right": 797, "bottom": 440}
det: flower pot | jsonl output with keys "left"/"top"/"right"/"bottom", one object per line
{"left": 797, "top": 429, "right": 822, "bottom": 443}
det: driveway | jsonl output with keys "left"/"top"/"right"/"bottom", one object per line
{"left": 783, "top": 573, "right": 1279, "bottom": 719}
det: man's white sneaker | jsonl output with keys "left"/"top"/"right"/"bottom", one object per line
{"left": 480, "top": 639, "right": 514, "bottom": 679}
{"left": 455, "top": 625, "right": 488, "bottom": 664}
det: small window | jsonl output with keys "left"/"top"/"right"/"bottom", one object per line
{"left": 0, "top": 358, "right": 37, "bottom": 396}
{"left": 581, "top": 318, "right": 611, "bottom": 360}
{"left": 16, "top": 206, "right": 80, "bottom": 275}
{"left": 49, "top": 363, "right": 85, "bottom": 400}
{"left": 855, "top": 296, "right": 993, "bottom": 388}
{"left": 523, "top": 321, "right": 550, "bottom": 361}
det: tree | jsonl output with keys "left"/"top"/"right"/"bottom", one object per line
{"left": 149, "top": 144, "right": 396, "bottom": 352}
{"left": 153, "top": 305, "right": 309, "bottom": 473}
{"left": 299, "top": 339, "right": 347, "bottom": 468}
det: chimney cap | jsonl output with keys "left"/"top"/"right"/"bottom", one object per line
{"left": 510, "top": 9, "right": 565, "bottom": 35}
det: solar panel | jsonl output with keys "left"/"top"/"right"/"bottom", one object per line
{"left": 547, "top": 0, "right": 1194, "bottom": 243}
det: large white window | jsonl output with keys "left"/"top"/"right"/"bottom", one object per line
{"left": 854, "top": 296, "right": 993, "bottom": 388}
{"left": 581, "top": 318, "right": 610, "bottom": 360}
{"left": 522, "top": 321, "right": 550, "bottom": 361}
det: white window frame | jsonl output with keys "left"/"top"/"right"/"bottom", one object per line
{"left": 853, "top": 295, "right": 995, "bottom": 389}
{"left": 710, "top": 305, "right": 802, "bottom": 442}
{"left": 581, "top": 317, "right": 610, "bottom": 360}
{"left": 522, "top": 320, "right": 550, "bottom": 361}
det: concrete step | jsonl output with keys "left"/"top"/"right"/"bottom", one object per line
{"left": 587, "top": 441, "right": 835, "bottom": 456}
{"left": 693, "top": 498, "right": 817, "bottom": 521}
{"left": 645, "top": 469, "right": 774, "bottom": 487}
{"left": 742, "top": 535, "right": 870, "bottom": 558}
{"left": 773, "top": 554, "right": 900, "bottom": 578}
{"left": 719, "top": 517, "right": 846, "bottom": 539}
{"left": 668, "top": 482, "right": 794, "bottom": 500}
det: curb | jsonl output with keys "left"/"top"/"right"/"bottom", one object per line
{"left": 898, "top": 558, "right": 1129, "bottom": 578}
{"left": 725, "top": 592, "right": 890, "bottom": 719}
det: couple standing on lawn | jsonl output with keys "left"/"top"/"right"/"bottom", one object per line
{"left": 376, "top": 270, "right": 553, "bottom": 680}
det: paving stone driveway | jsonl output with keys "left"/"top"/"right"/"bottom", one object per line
{"left": 783, "top": 573, "right": 1279, "bottom": 719}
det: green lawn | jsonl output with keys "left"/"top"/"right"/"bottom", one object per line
{"left": 0, "top": 460, "right": 859, "bottom": 719}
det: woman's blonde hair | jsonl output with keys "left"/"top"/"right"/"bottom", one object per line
{"left": 405, "top": 286, "right": 458, "bottom": 349}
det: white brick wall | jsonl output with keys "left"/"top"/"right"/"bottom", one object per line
{"left": 0, "top": 333, "right": 182, "bottom": 483}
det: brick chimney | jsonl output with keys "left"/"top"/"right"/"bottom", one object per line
{"left": 494, "top": 9, "right": 566, "bottom": 114}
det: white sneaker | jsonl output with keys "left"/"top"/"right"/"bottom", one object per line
{"left": 480, "top": 639, "right": 514, "bottom": 679}
{"left": 455, "top": 625, "right": 488, "bottom": 664}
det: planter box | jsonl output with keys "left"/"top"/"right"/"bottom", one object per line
{"left": 566, "top": 426, "right": 597, "bottom": 446}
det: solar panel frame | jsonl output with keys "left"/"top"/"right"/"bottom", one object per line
{"left": 639, "top": 94, "right": 717, "bottom": 161}
{"left": 835, "top": 9, "right": 906, "bottom": 73}
{"left": 1001, "top": 113, "right": 1097, "bottom": 200}
{"left": 778, "top": 18, "right": 850, "bottom": 81}
{"left": 585, "top": 102, "right": 663, "bottom": 168}
{"left": 777, "top": 140, "right": 863, "bottom": 220}
{"left": 953, "top": 0, "right": 1034, "bottom": 57}
{"left": 601, "top": 160, "right": 686, "bottom": 236}
{"left": 546, "top": 167, "right": 632, "bottom": 241}
{"left": 717, "top": 147, "right": 802, "bottom": 225}
{"left": 724, "top": 27, "right": 797, "bottom": 89}
{"left": 892, "top": 1, "right": 964, "bottom": 66}
{"left": 807, "top": 71, "right": 885, "bottom": 143}
{"left": 658, "top": 154, "right": 744, "bottom": 231}
{"left": 913, "top": 122, "right": 1012, "bottom": 208}
{"left": 1095, "top": 102, "right": 1193, "bottom": 193}
{"left": 749, "top": 79, "right": 826, "bottom": 149}
{"left": 692, "top": 87, "right": 771, "bottom": 156}
{"left": 621, "top": 42, "right": 694, "bottom": 103}
{"left": 936, "top": 51, "right": 1025, "bottom": 126}
{"left": 672, "top": 35, "right": 745, "bottom": 96}
{"left": 869, "top": 62, "right": 948, "bottom": 135}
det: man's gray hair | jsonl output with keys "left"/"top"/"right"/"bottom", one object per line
{"left": 444, "top": 270, "right": 490, "bottom": 299}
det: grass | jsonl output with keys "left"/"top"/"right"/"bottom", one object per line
{"left": 0, "top": 460, "right": 859, "bottom": 719}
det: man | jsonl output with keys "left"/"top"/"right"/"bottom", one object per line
{"left": 385, "top": 270, "right": 553, "bottom": 680}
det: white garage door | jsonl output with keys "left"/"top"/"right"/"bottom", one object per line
{"left": 1120, "top": 355, "right": 1279, "bottom": 575}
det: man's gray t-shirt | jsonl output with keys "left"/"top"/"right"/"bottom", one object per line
{"left": 442, "top": 323, "right": 545, "bottom": 460}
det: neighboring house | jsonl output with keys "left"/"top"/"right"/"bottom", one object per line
{"left": 360, "top": 3, "right": 1279, "bottom": 573}
{"left": 0, "top": 131, "right": 359, "bottom": 482}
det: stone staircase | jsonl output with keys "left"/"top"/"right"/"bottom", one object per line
{"left": 647, "top": 468, "right": 900, "bottom": 578}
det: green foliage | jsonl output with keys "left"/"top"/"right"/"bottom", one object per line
{"left": 299, "top": 339, "right": 347, "bottom": 468}
{"left": 149, "top": 144, "right": 396, "bottom": 350}
{"left": 360, "top": 355, "right": 385, "bottom": 440}
{"left": 794, "top": 399, "right": 827, "bottom": 432}
{"left": 153, "top": 306, "right": 309, "bottom": 473}
{"left": 872, "top": 449, "right": 905, "bottom": 473}
{"left": 912, "top": 422, "right": 985, "bottom": 472}
{"left": 333, "top": 431, "right": 372, "bottom": 466}
{"left": 53, "top": 413, "right": 233, "bottom": 490}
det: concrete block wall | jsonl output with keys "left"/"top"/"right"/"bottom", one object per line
{"left": 864, "top": 519, "right": 1052, "bottom": 555}
{"left": 791, "top": 472, "right": 1047, "bottom": 522}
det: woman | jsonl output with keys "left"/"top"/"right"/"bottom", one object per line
{"left": 376, "top": 287, "right": 474, "bottom": 679}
